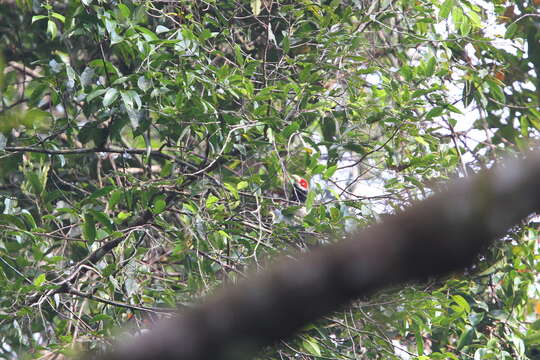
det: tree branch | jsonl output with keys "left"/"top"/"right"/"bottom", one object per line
{"left": 3, "top": 146, "right": 174, "bottom": 160}
{"left": 68, "top": 287, "right": 179, "bottom": 313}
{"left": 83, "top": 151, "right": 540, "bottom": 360}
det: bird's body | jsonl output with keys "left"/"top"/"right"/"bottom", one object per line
{"left": 291, "top": 175, "right": 309, "bottom": 203}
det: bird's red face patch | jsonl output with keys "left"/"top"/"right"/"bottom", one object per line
{"left": 298, "top": 178, "right": 308, "bottom": 190}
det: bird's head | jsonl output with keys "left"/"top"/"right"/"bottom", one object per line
{"left": 291, "top": 175, "right": 309, "bottom": 192}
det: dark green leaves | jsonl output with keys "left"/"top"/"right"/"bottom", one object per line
{"left": 82, "top": 212, "right": 96, "bottom": 244}
{"left": 1, "top": 1, "right": 538, "bottom": 359}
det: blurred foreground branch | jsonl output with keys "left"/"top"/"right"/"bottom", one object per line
{"left": 87, "top": 152, "right": 540, "bottom": 360}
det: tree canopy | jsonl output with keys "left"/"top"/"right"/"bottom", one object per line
{"left": 1, "top": 0, "right": 540, "bottom": 359}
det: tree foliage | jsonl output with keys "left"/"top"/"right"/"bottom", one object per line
{"left": 0, "top": 0, "right": 539, "bottom": 359}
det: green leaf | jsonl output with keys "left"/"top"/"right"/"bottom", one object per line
{"left": 302, "top": 336, "right": 321, "bottom": 357}
{"left": 525, "top": 330, "right": 540, "bottom": 345}
{"left": 323, "top": 165, "right": 337, "bottom": 179}
{"left": 281, "top": 122, "right": 300, "bottom": 139}
{"left": 20, "top": 210, "right": 37, "bottom": 230}
{"left": 510, "top": 335, "right": 525, "bottom": 357}
{"left": 234, "top": 44, "right": 244, "bottom": 66}
{"left": 65, "top": 65, "right": 77, "bottom": 88}
{"left": 468, "top": 9, "right": 481, "bottom": 28}
{"left": 120, "top": 90, "right": 133, "bottom": 110}
{"left": 31, "top": 15, "right": 48, "bottom": 23}
{"left": 89, "top": 186, "right": 114, "bottom": 200}
{"left": 452, "top": 6, "right": 463, "bottom": 31}
{"left": 152, "top": 197, "right": 167, "bottom": 214}
{"left": 237, "top": 181, "right": 248, "bottom": 190}
{"left": 91, "top": 314, "right": 114, "bottom": 323}
{"left": 425, "top": 57, "right": 436, "bottom": 77}
{"left": 462, "top": 80, "right": 476, "bottom": 108}
{"left": 23, "top": 108, "right": 51, "bottom": 127}
{"left": 321, "top": 117, "right": 336, "bottom": 141}
{"left": 460, "top": 16, "right": 471, "bottom": 36}
{"left": 0, "top": 214, "right": 27, "bottom": 229}
{"left": 487, "top": 79, "right": 505, "bottom": 104}
{"left": 27, "top": 171, "right": 43, "bottom": 196}
{"left": 206, "top": 194, "right": 219, "bottom": 209}
{"left": 137, "top": 76, "right": 151, "bottom": 92}
{"left": 529, "top": 116, "right": 540, "bottom": 132}
{"left": 83, "top": 213, "right": 96, "bottom": 244}
{"left": 282, "top": 34, "right": 290, "bottom": 53}
{"left": 78, "top": 122, "right": 98, "bottom": 144}
{"left": 505, "top": 23, "right": 518, "bottom": 39}
{"left": 33, "top": 273, "right": 46, "bottom": 287}
{"left": 87, "top": 88, "right": 107, "bottom": 102}
{"left": 330, "top": 206, "right": 340, "bottom": 221}
{"left": 439, "top": 0, "right": 453, "bottom": 19}
{"left": 51, "top": 12, "right": 65, "bottom": 23}
{"left": 416, "top": 331, "right": 424, "bottom": 355}
{"left": 117, "top": 4, "right": 130, "bottom": 18}
{"left": 520, "top": 116, "right": 529, "bottom": 137}
{"left": 224, "top": 182, "right": 239, "bottom": 200}
{"left": 305, "top": 187, "right": 315, "bottom": 211}
{"left": 452, "top": 294, "right": 471, "bottom": 313}
{"left": 109, "top": 190, "right": 123, "bottom": 209}
{"left": 103, "top": 88, "right": 119, "bottom": 107}
{"left": 134, "top": 26, "right": 159, "bottom": 41}
{"left": 446, "top": 104, "right": 462, "bottom": 114}
{"left": 47, "top": 20, "right": 58, "bottom": 39}
{"left": 343, "top": 143, "right": 367, "bottom": 154}
{"left": 89, "top": 59, "right": 120, "bottom": 77}
{"left": 425, "top": 107, "right": 444, "bottom": 119}
{"left": 456, "top": 326, "right": 474, "bottom": 350}
{"left": 88, "top": 210, "right": 114, "bottom": 233}
{"left": 400, "top": 65, "right": 413, "bottom": 81}
{"left": 117, "top": 211, "right": 131, "bottom": 221}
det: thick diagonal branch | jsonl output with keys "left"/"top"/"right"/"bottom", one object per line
{"left": 90, "top": 152, "right": 540, "bottom": 360}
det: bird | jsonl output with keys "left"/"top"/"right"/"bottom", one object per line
{"left": 291, "top": 175, "right": 309, "bottom": 203}
{"left": 271, "top": 175, "right": 309, "bottom": 224}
